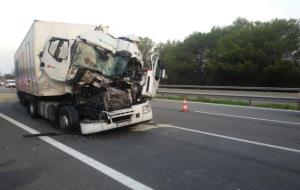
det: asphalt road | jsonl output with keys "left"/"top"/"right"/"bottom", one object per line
{"left": 0, "top": 95, "right": 300, "bottom": 190}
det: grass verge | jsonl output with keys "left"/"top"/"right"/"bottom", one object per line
{"left": 0, "top": 93, "right": 17, "bottom": 102}
{"left": 155, "top": 94, "right": 299, "bottom": 111}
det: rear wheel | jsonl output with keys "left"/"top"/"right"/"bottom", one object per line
{"left": 58, "top": 106, "right": 79, "bottom": 130}
{"left": 27, "top": 98, "right": 39, "bottom": 118}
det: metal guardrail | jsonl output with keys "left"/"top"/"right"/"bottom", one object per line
{"left": 159, "top": 85, "right": 300, "bottom": 93}
{"left": 157, "top": 89, "right": 300, "bottom": 105}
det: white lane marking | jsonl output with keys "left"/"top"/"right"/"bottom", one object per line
{"left": 194, "top": 110, "right": 300, "bottom": 125}
{"left": 0, "top": 113, "right": 152, "bottom": 190}
{"left": 171, "top": 125, "right": 300, "bottom": 154}
{"left": 154, "top": 98, "right": 300, "bottom": 113}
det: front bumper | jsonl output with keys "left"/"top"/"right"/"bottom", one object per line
{"left": 80, "top": 101, "right": 153, "bottom": 134}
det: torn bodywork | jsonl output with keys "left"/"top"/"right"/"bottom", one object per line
{"left": 66, "top": 40, "right": 145, "bottom": 122}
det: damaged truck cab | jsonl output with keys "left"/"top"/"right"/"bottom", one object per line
{"left": 15, "top": 21, "right": 165, "bottom": 134}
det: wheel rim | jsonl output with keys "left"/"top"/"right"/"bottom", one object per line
{"left": 59, "top": 115, "right": 69, "bottom": 129}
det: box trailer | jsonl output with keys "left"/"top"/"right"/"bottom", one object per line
{"left": 14, "top": 20, "right": 165, "bottom": 134}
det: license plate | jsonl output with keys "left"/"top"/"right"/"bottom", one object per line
{"left": 116, "top": 120, "right": 131, "bottom": 127}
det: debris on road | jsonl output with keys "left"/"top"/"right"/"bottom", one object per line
{"left": 23, "top": 132, "right": 63, "bottom": 137}
{"left": 130, "top": 123, "right": 173, "bottom": 132}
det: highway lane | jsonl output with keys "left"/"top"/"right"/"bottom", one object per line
{"left": 0, "top": 116, "right": 126, "bottom": 190}
{"left": 0, "top": 86, "right": 16, "bottom": 93}
{"left": 0, "top": 99, "right": 300, "bottom": 189}
{"left": 154, "top": 98, "right": 300, "bottom": 122}
{"left": 152, "top": 99, "right": 300, "bottom": 150}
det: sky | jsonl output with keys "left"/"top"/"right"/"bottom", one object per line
{"left": 0, "top": 0, "right": 299, "bottom": 74}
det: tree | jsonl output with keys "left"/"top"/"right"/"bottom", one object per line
{"left": 4, "top": 73, "right": 14, "bottom": 79}
{"left": 205, "top": 18, "right": 300, "bottom": 86}
{"left": 136, "top": 37, "right": 155, "bottom": 68}
{"left": 141, "top": 18, "right": 300, "bottom": 87}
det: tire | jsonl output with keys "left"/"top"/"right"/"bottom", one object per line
{"left": 17, "top": 91, "right": 27, "bottom": 106}
{"left": 28, "top": 98, "right": 39, "bottom": 118}
{"left": 58, "top": 106, "right": 79, "bottom": 130}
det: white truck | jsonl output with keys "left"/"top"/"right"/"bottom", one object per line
{"left": 14, "top": 20, "right": 165, "bottom": 134}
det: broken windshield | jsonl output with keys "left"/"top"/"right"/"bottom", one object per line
{"left": 72, "top": 41, "right": 129, "bottom": 78}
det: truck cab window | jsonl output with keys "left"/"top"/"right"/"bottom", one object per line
{"left": 154, "top": 59, "right": 161, "bottom": 80}
{"left": 48, "top": 39, "right": 69, "bottom": 62}
{"left": 72, "top": 42, "right": 128, "bottom": 78}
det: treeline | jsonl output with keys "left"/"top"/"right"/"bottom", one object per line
{"left": 138, "top": 18, "right": 300, "bottom": 87}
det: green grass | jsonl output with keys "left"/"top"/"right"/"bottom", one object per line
{"left": 0, "top": 93, "right": 16, "bottom": 102}
{"left": 155, "top": 94, "right": 299, "bottom": 111}
{"left": 255, "top": 103, "right": 298, "bottom": 110}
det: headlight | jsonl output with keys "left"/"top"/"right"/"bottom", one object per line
{"left": 143, "top": 103, "right": 152, "bottom": 114}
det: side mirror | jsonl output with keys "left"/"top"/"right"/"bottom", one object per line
{"left": 39, "top": 51, "right": 45, "bottom": 67}
{"left": 39, "top": 51, "right": 44, "bottom": 58}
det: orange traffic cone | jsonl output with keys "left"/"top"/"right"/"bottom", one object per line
{"left": 181, "top": 97, "right": 189, "bottom": 112}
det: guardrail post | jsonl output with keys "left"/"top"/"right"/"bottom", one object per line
{"left": 249, "top": 99, "right": 252, "bottom": 106}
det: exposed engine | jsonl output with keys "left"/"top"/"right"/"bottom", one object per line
{"left": 67, "top": 57, "right": 145, "bottom": 120}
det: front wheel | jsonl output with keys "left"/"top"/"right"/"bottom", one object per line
{"left": 28, "top": 98, "right": 39, "bottom": 118}
{"left": 58, "top": 106, "right": 79, "bottom": 130}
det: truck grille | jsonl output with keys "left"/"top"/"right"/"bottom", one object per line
{"left": 112, "top": 115, "right": 132, "bottom": 123}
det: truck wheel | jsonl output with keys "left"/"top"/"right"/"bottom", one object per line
{"left": 17, "top": 91, "right": 27, "bottom": 106}
{"left": 58, "top": 106, "right": 79, "bottom": 130}
{"left": 28, "top": 99, "right": 39, "bottom": 118}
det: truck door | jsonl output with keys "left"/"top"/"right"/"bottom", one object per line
{"left": 142, "top": 53, "right": 165, "bottom": 98}
{"left": 40, "top": 37, "right": 71, "bottom": 81}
